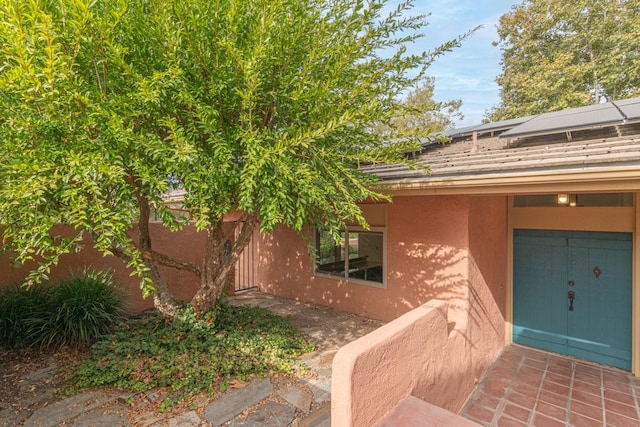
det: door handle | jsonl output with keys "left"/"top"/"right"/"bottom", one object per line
{"left": 568, "top": 291, "right": 575, "bottom": 311}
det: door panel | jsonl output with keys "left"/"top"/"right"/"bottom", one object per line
{"left": 566, "top": 238, "right": 632, "bottom": 368}
{"left": 514, "top": 229, "right": 632, "bottom": 370}
{"left": 513, "top": 234, "right": 568, "bottom": 353}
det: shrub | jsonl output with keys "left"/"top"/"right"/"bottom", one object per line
{"left": 67, "top": 302, "right": 314, "bottom": 410}
{"left": 0, "top": 269, "right": 125, "bottom": 349}
{"left": 0, "top": 284, "right": 52, "bottom": 348}
{"left": 41, "top": 269, "right": 126, "bottom": 348}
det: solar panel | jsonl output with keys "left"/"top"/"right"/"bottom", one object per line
{"left": 500, "top": 102, "right": 625, "bottom": 138}
{"left": 472, "top": 115, "right": 536, "bottom": 133}
{"left": 614, "top": 98, "right": 640, "bottom": 121}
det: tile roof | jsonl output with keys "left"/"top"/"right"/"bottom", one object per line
{"left": 362, "top": 96, "right": 640, "bottom": 185}
{"left": 362, "top": 133, "right": 640, "bottom": 182}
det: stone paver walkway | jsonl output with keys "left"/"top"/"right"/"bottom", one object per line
{"left": 5, "top": 291, "right": 384, "bottom": 427}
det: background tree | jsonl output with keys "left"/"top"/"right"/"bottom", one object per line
{"left": 373, "top": 77, "right": 464, "bottom": 135}
{"left": 0, "top": 0, "right": 467, "bottom": 319}
{"left": 488, "top": 0, "right": 640, "bottom": 121}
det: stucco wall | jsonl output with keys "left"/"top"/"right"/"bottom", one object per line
{"left": 0, "top": 223, "right": 206, "bottom": 313}
{"left": 332, "top": 300, "right": 471, "bottom": 426}
{"left": 468, "top": 196, "right": 508, "bottom": 317}
{"left": 257, "top": 195, "right": 506, "bottom": 325}
{"left": 466, "top": 196, "right": 509, "bottom": 379}
{"left": 257, "top": 194, "right": 507, "bottom": 418}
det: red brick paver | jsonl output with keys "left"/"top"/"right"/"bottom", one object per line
{"left": 461, "top": 345, "right": 640, "bottom": 426}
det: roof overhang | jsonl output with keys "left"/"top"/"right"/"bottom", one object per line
{"left": 376, "top": 165, "right": 640, "bottom": 196}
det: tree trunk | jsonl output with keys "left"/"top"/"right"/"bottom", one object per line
{"left": 135, "top": 185, "right": 181, "bottom": 321}
{"left": 127, "top": 172, "right": 258, "bottom": 321}
{"left": 191, "top": 214, "right": 257, "bottom": 318}
{"left": 150, "top": 263, "right": 180, "bottom": 320}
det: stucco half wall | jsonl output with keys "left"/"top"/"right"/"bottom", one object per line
{"left": 332, "top": 299, "right": 479, "bottom": 426}
{"left": 255, "top": 194, "right": 507, "bottom": 421}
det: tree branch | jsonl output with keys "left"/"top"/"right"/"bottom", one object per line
{"left": 140, "top": 250, "right": 201, "bottom": 276}
{"left": 210, "top": 214, "right": 258, "bottom": 283}
{"left": 110, "top": 244, "right": 201, "bottom": 276}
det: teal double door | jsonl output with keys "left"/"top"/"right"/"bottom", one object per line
{"left": 513, "top": 229, "right": 632, "bottom": 370}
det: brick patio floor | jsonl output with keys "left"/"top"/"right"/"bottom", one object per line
{"left": 460, "top": 345, "right": 640, "bottom": 426}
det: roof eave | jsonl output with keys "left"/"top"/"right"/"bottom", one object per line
{"left": 376, "top": 165, "right": 640, "bottom": 196}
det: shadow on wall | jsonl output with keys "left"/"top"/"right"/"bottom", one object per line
{"left": 467, "top": 255, "right": 504, "bottom": 341}
{"left": 390, "top": 242, "right": 470, "bottom": 328}
{"left": 389, "top": 241, "right": 505, "bottom": 383}
{"left": 255, "top": 223, "right": 506, "bottom": 414}
{"left": 255, "top": 226, "right": 310, "bottom": 290}
{"left": 255, "top": 226, "right": 504, "bottom": 332}
{"left": 330, "top": 247, "right": 507, "bottom": 424}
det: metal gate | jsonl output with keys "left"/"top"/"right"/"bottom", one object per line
{"left": 234, "top": 225, "right": 257, "bottom": 292}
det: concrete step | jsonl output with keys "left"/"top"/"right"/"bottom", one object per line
{"left": 298, "top": 402, "right": 331, "bottom": 427}
{"left": 375, "top": 396, "right": 481, "bottom": 427}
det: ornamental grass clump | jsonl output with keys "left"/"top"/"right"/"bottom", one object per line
{"left": 0, "top": 284, "right": 52, "bottom": 348}
{"left": 67, "top": 303, "right": 314, "bottom": 410}
{"left": 42, "top": 269, "right": 126, "bottom": 349}
{"left": 0, "top": 269, "right": 125, "bottom": 349}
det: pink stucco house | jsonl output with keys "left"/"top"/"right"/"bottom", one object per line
{"left": 2, "top": 98, "right": 640, "bottom": 425}
{"left": 252, "top": 97, "right": 640, "bottom": 423}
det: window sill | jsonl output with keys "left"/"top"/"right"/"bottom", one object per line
{"left": 314, "top": 271, "right": 386, "bottom": 289}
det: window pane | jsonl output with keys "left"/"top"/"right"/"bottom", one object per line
{"left": 574, "top": 193, "right": 633, "bottom": 207}
{"left": 513, "top": 194, "right": 558, "bottom": 207}
{"left": 514, "top": 193, "right": 633, "bottom": 207}
{"left": 316, "top": 230, "right": 346, "bottom": 277}
{"left": 347, "top": 231, "right": 383, "bottom": 283}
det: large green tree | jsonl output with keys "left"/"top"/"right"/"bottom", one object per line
{"left": 489, "top": 0, "right": 640, "bottom": 121}
{"left": 0, "top": 0, "right": 465, "bottom": 319}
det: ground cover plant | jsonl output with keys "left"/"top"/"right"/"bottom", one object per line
{"left": 0, "top": 270, "right": 125, "bottom": 349}
{"left": 66, "top": 303, "right": 315, "bottom": 410}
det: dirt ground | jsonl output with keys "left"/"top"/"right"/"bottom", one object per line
{"left": 0, "top": 346, "right": 90, "bottom": 426}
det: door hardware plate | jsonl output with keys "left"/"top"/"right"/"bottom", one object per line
{"left": 568, "top": 291, "right": 575, "bottom": 311}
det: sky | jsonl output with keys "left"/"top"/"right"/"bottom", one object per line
{"left": 389, "top": 1, "right": 519, "bottom": 128}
